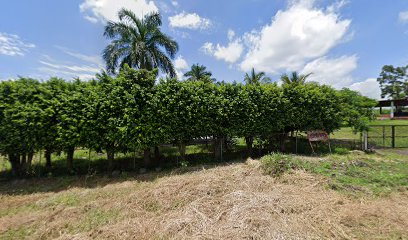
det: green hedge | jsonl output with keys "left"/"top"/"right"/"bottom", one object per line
{"left": 0, "top": 66, "right": 376, "bottom": 175}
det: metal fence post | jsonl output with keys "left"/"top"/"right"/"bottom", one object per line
{"left": 391, "top": 126, "right": 395, "bottom": 148}
{"left": 363, "top": 131, "right": 368, "bottom": 151}
{"left": 382, "top": 126, "right": 385, "bottom": 146}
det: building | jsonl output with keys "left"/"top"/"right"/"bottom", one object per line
{"left": 377, "top": 98, "right": 408, "bottom": 119}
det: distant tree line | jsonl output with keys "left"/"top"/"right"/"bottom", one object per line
{"left": 377, "top": 65, "right": 408, "bottom": 99}
{"left": 0, "top": 65, "right": 376, "bottom": 176}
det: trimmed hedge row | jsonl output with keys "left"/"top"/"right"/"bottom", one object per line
{"left": 0, "top": 66, "right": 376, "bottom": 175}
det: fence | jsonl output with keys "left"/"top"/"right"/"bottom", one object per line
{"left": 366, "top": 125, "right": 408, "bottom": 148}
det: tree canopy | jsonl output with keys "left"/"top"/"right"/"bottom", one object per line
{"left": 281, "top": 71, "right": 312, "bottom": 85}
{"left": 103, "top": 9, "right": 179, "bottom": 77}
{"left": 184, "top": 64, "right": 215, "bottom": 83}
{"left": 377, "top": 65, "right": 408, "bottom": 99}
{"left": 244, "top": 68, "right": 271, "bottom": 85}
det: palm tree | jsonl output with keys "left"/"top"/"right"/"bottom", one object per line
{"left": 184, "top": 64, "right": 215, "bottom": 82}
{"left": 103, "top": 9, "right": 179, "bottom": 77}
{"left": 281, "top": 71, "right": 312, "bottom": 85}
{"left": 244, "top": 68, "right": 271, "bottom": 85}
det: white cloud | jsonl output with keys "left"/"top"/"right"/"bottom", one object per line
{"left": 171, "top": 0, "right": 178, "bottom": 7}
{"left": 174, "top": 55, "right": 188, "bottom": 79}
{"left": 300, "top": 55, "right": 357, "bottom": 89}
{"left": 174, "top": 55, "right": 188, "bottom": 70}
{"left": 38, "top": 47, "right": 103, "bottom": 80}
{"left": 349, "top": 78, "right": 381, "bottom": 100}
{"left": 55, "top": 46, "right": 103, "bottom": 66}
{"left": 201, "top": 42, "right": 214, "bottom": 55}
{"left": 399, "top": 11, "right": 408, "bottom": 24}
{"left": 39, "top": 61, "right": 100, "bottom": 73}
{"left": 84, "top": 15, "right": 99, "bottom": 23}
{"left": 38, "top": 67, "right": 97, "bottom": 80}
{"left": 0, "top": 32, "right": 35, "bottom": 56}
{"left": 239, "top": 0, "right": 351, "bottom": 73}
{"left": 326, "top": 0, "right": 348, "bottom": 13}
{"left": 201, "top": 31, "right": 244, "bottom": 64}
{"left": 79, "top": 0, "right": 158, "bottom": 23}
{"left": 227, "top": 29, "right": 236, "bottom": 41}
{"left": 214, "top": 41, "right": 244, "bottom": 64}
{"left": 169, "top": 12, "right": 211, "bottom": 30}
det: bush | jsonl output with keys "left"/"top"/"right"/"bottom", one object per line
{"left": 260, "top": 153, "right": 298, "bottom": 177}
{"left": 334, "top": 147, "right": 349, "bottom": 155}
{"left": 0, "top": 68, "right": 375, "bottom": 176}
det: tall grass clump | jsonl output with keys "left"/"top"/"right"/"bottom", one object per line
{"left": 260, "top": 153, "right": 298, "bottom": 177}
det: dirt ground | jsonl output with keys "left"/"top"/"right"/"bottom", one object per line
{"left": 0, "top": 160, "right": 407, "bottom": 240}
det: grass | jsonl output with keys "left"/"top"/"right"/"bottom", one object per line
{"left": 369, "top": 119, "right": 408, "bottom": 125}
{"left": 306, "top": 154, "right": 408, "bottom": 195}
{"left": 1, "top": 225, "right": 37, "bottom": 240}
{"left": 0, "top": 140, "right": 248, "bottom": 179}
{"left": 1, "top": 119, "right": 407, "bottom": 176}
{"left": 73, "top": 208, "right": 121, "bottom": 233}
{"left": 331, "top": 127, "right": 360, "bottom": 140}
{"left": 260, "top": 150, "right": 408, "bottom": 196}
{"left": 260, "top": 153, "right": 298, "bottom": 177}
{"left": 0, "top": 150, "right": 407, "bottom": 239}
{"left": 329, "top": 120, "right": 408, "bottom": 148}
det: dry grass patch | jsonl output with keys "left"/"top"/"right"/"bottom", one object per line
{"left": 0, "top": 157, "right": 407, "bottom": 239}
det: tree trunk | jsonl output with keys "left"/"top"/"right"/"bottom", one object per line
{"left": 106, "top": 149, "right": 114, "bottom": 172}
{"left": 245, "top": 136, "right": 254, "bottom": 157}
{"left": 143, "top": 148, "right": 151, "bottom": 167}
{"left": 9, "top": 154, "right": 21, "bottom": 176}
{"left": 45, "top": 149, "right": 52, "bottom": 168}
{"left": 280, "top": 133, "right": 288, "bottom": 152}
{"left": 214, "top": 136, "right": 224, "bottom": 161}
{"left": 66, "top": 146, "right": 75, "bottom": 171}
{"left": 154, "top": 146, "right": 160, "bottom": 167}
{"left": 21, "top": 154, "right": 27, "bottom": 172}
{"left": 178, "top": 142, "right": 186, "bottom": 161}
{"left": 27, "top": 152, "right": 33, "bottom": 168}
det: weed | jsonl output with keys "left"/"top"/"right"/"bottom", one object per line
{"left": 260, "top": 153, "right": 298, "bottom": 177}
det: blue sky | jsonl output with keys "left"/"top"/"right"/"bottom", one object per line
{"left": 1, "top": 0, "right": 408, "bottom": 99}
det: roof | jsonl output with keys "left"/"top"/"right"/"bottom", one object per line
{"left": 377, "top": 98, "right": 408, "bottom": 107}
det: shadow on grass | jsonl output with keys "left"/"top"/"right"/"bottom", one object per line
{"left": 0, "top": 138, "right": 360, "bottom": 196}
{"left": 0, "top": 149, "right": 251, "bottom": 196}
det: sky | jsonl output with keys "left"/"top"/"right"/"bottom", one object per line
{"left": 1, "top": 0, "right": 408, "bottom": 99}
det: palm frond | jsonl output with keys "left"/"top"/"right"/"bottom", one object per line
{"left": 103, "top": 9, "right": 178, "bottom": 75}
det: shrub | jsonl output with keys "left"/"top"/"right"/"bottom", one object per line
{"left": 260, "top": 153, "right": 298, "bottom": 177}
{"left": 334, "top": 147, "right": 349, "bottom": 155}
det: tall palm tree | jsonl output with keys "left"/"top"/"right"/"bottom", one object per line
{"left": 184, "top": 64, "right": 215, "bottom": 82}
{"left": 281, "top": 71, "right": 312, "bottom": 85}
{"left": 244, "top": 68, "right": 271, "bottom": 85}
{"left": 103, "top": 9, "right": 179, "bottom": 77}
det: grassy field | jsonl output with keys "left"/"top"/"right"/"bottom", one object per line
{"left": 329, "top": 119, "right": 408, "bottom": 149}
{"left": 370, "top": 119, "right": 408, "bottom": 125}
{"left": 0, "top": 150, "right": 407, "bottom": 239}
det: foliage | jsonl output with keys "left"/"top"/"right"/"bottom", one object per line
{"left": 282, "top": 82, "right": 343, "bottom": 133}
{"left": 377, "top": 65, "right": 408, "bottom": 99}
{"left": 260, "top": 153, "right": 298, "bottom": 177}
{"left": 337, "top": 88, "right": 377, "bottom": 132}
{"left": 84, "top": 65, "right": 157, "bottom": 169}
{"left": 281, "top": 71, "right": 312, "bottom": 85}
{"left": 103, "top": 9, "right": 178, "bottom": 77}
{"left": 0, "top": 68, "right": 375, "bottom": 176}
{"left": 244, "top": 68, "right": 271, "bottom": 85}
{"left": 184, "top": 64, "right": 215, "bottom": 83}
{"left": 0, "top": 78, "right": 49, "bottom": 175}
